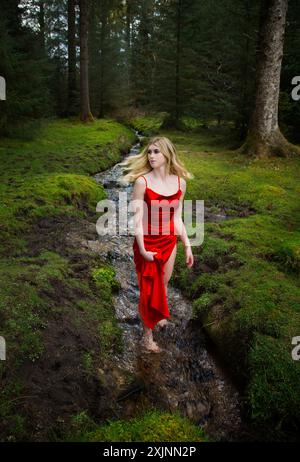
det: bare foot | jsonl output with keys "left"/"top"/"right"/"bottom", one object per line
{"left": 141, "top": 336, "right": 162, "bottom": 353}
{"left": 156, "top": 319, "right": 169, "bottom": 328}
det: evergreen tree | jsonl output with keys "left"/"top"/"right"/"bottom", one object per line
{"left": 0, "top": 0, "right": 54, "bottom": 136}
{"left": 239, "top": 0, "right": 300, "bottom": 157}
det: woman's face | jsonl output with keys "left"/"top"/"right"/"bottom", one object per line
{"left": 147, "top": 143, "right": 166, "bottom": 168}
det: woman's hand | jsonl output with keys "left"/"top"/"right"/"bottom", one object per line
{"left": 141, "top": 250, "right": 158, "bottom": 261}
{"left": 185, "top": 245, "right": 194, "bottom": 268}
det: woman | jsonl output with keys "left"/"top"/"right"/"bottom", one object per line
{"left": 120, "top": 136, "right": 194, "bottom": 353}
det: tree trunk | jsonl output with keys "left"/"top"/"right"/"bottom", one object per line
{"left": 68, "top": 0, "right": 77, "bottom": 116}
{"left": 98, "top": 1, "right": 108, "bottom": 119}
{"left": 79, "top": 0, "right": 94, "bottom": 122}
{"left": 38, "top": 1, "right": 45, "bottom": 52}
{"left": 238, "top": 0, "right": 300, "bottom": 158}
{"left": 125, "top": 0, "right": 132, "bottom": 95}
{"left": 175, "top": 0, "right": 182, "bottom": 125}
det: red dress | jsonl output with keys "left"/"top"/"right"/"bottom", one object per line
{"left": 133, "top": 175, "right": 182, "bottom": 330}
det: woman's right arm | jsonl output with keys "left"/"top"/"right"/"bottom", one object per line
{"left": 132, "top": 177, "right": 147, "bottom": 255}
{"left": 132, "top": 177, "right": 157, "bottom": 261}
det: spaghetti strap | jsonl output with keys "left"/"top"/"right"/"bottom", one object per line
{"left": 141, "top": 175, "right": 147, "bottom": 187}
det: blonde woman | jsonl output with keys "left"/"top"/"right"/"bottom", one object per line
{"left": 119, "top": 136, "right": 194, "bottom": 353}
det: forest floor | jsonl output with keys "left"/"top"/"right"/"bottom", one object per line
{"left": 0, "top": 115, "right": 299, "bottom": 441}
{"left": 0, "top": 117, "right": 207, "bottom": 442}
{"left": 133, "top": 116, "right": 300, "bottom": 441}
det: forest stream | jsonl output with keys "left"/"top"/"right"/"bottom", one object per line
{"left": 86, "top": 130, "right": 259, "bottom": 442}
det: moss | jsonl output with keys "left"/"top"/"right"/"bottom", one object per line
{"left": 0, "top": 117, "right": 136, "bottom": 257}
{"left": 1, "top": 114, "right": 300, "bottom": 439}
{"left": 97, "top": 320, "right": 123, "bottom": 359}
{"left": 271, "top": 238, "right": 300, "bottom": 274}
{"left": 127, "top": 112, "right": 169, "bottom": 135}
{"left": 0, "top": 378, "right": 27, "bottom": 441}
{"left": 64, "top": 408, "right": 209, "bottom": 442}
{"left": 192, "top": 292, "right": 214, "bottom": 317}
{"left": 0, "top": 117, "right": 134, "bottom": 440}
{"left": 157, "top": 123, "right": 300, "bottom": 435}
{"left": 0, "top": 258, "right": 48, "bottom": 366}
{"left": 0, "top": 118, "right": 135, "bottom": 178}
{"left": 82, "top": 352, "right": 94, "bottom": 377}
{"left": 0, "top": 249, "right": 124, "bottom": 372}
{"left": 91, "top": 265, "right": 120, "bottom": 293}
{"left": 247, "top": 333, "right": 300, "bottom": 434}
{"left": 237, "top": 128, "right": 300, "bottom": 159}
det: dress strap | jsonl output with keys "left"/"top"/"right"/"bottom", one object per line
{"left": 178, "top": 175, "right": 180, "bottom": 189}
{"left": 141, "top": 175, "right": 147, "bottom": 187}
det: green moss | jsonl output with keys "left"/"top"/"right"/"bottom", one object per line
{"left": 156, "top": 124, "right": 300, "bottom": 434}
{"left": 0, "top": 117, "right": 135, "bottom": 179}
{"left": 97, "top": 320, "right": 123, "bottom": 359}
{"left": 1, "top": 113, "right": 299, "bottom": 438}
{"left": 0, "top": 173, "right": 104, "bottom": 255}
{"left": 247, "top": 333, "right": 300, "bottom": 434}
{"left": 128, "top": 112, "right": 169, "bottom": 135}
{"left": 92, "top": 265, "right": 120, "bottom": 292}
{"left": 192, "top": 292, "right": 214, "bottom": 317}
{"left": 0, "top": 379, "right": 27, "bottom": 441}
{"left": 0, "top": 117, "right": 134, "bottom": 440}
{"left": 74, "top": 264, "right": 123, "bottom": 358}
{"left": 0, "top": 118, "right": 136, "bottom": 257}
{"left": 64, "top": 408, "right": 209, "bottom": 442}
{"left": 82, "top": 352, "right": 94, "bottom": 377}
{"left": 271, "top": 238, "right": 300, "bottom": 274}
{"left": 0, "top": 259, "right": 48, "bottom": 365}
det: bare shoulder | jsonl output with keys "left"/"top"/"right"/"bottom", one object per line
{"left": 132, "top": 176, "right": 146, "bottom": 200}
{"left": 135, "top": 176, "right": 146, "bottom": 187}
{"left": 180, "top": 177, "right": 187, "bottom": 190}
{"left": 133, "top": 176, "right": 147, "bottom": 196}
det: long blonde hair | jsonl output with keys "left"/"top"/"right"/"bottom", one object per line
{"left": 118, "top": 136, "right": 194, "bottom": 185}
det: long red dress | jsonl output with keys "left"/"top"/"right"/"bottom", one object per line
{"left": 133, "top": 175, "right": 182, "bottom": 330}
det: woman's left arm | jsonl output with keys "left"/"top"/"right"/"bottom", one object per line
{"left": 174, "top": 178, "right": 194, "bottom": 268}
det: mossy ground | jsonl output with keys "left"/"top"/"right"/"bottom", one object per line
{"left": 63, "top": 408, "right": 209, "bottom": 442}
{"left": 0, "top": 116, "right": 210, "bottom": 443}
{"left": 2, "top": 113, "right": 299, "bottom": 441}
{"left": 0, "top": 117, "right": 136, "bottom": 440}
{"left": 129, "top": 115, "right": 300, "bottom": 441}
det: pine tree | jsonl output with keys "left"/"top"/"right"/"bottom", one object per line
{"left": 239, "top": 0, "right": 300, "bottom": 157}
{"left": 79, "top": 0, "right": 93, "bottom": 121}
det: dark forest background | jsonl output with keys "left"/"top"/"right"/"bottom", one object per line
{"left": 1, "top": 0, "right": 300, "bottom": 142}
